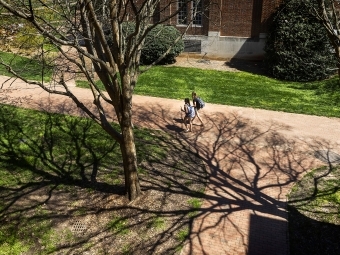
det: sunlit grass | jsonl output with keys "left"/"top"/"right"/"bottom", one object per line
{"left": 0, "top": 51, "right": 52, "bottom": 82}
{"left": 76, "top": 65, "right": 340, "bottom": 117}
{"left": 107, "top": 216, "right": 129, "bottom": 235}
{"left": 289, "top": 166, "right": 340, "bottom": 224}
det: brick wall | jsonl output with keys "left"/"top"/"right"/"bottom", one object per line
{"left": 260, "top": 0, "right": 282, "bottom": 33}
{"left": 220, "top": 0, "right": 254, "bottom": 37}
{"left": 204, "top": 0, "right": 282, "bottom": 37}
{"left": 156, "top": 0, "right": 283, "bottom": 37}
{"left": 164, "top": 0, "right": 210, "bottom": 36}
{"left": 207, "top": 0, "right": 222, "bottom": 32}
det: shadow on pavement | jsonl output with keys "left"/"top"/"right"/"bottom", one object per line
{"left": 131, "top": 103, "right": 338, "bottom": 255}
{"left": 1, "top": 97, "right": 339, "bottom": 255}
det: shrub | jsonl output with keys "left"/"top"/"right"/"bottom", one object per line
{"left": 141, "top": 24, "right": 184, "bottom": 65}
{"left": 107, "top": 23, "right": 183, "bottom": 65}
{"left": 264, "top": 0, "right": 336, "bottom": 81}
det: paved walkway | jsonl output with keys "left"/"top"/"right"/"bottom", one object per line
{"left": 1, "top": 75, "right": 340, "bottom": 255}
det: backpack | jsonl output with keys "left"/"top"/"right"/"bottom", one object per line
{"left": 186, "top": 104, "right": 195, "bottom": 117}
{"left": 196, "top": 97, "right": 205, "bottom": 109}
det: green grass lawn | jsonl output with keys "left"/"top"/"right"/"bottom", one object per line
{"left": 0, "top": 105, "right": 165, "bottom": 187}
{"left": 77, "top": 65, "right": 340, "bottom": 117}
{"left": 0, "top": 51, "right": 52, "bottom": 82}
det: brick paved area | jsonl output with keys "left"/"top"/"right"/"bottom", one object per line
{"left": 1, "top": 76, "right": 340, "bottom": 255}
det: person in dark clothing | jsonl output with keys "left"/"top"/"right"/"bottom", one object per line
{"left": 192, "top": 92, "right": 204, "bottom": 126}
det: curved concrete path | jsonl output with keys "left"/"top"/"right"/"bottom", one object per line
{"left": 1, "top": 75, "right": 340, "bottom": 255}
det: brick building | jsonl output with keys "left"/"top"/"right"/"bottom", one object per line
{"left": 157, "top": 0, "right": 283, "bottom": 60}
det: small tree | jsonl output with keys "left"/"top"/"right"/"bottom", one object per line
{"left": 264, "top": 0, "right": 336, "bottom": 81}
{"left": 310, "top": 0, "right": 340, "bottom": 78}
{"left": 0, "top": 0, "right": 203, "bottom": 201}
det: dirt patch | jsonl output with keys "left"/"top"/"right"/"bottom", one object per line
{"left": 169, "top": 55, "right": 266, "bottom": 75}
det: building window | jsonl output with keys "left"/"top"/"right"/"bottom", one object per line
{"left": 192, "top": 0, "right": 202, "bottom": 25}
{"left": 178, "top": 0, "right": 188, "bottom": 24}
{"left": 177, "top": 0, "right": 203, "bottom": 26}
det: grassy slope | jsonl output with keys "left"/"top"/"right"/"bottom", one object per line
{"left": 77, "top": 66, "right": 340, "bottom": 117}
{"left": 137, "top": 66, "right": 340, "bottom": 117}
{"left": 0, "top": 51, "right": 52, "bottom": 82}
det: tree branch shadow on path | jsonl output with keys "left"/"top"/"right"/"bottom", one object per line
{"left": 1, "top": 97, "right": 339, "bottom": 254}
{"left": 131, "top": 103, "right": 339, "bottom": 255}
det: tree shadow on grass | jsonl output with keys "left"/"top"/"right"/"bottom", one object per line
{"left": 288, "top": 205, "right": 340, "bottom": 255}
{"left": 224, "top": 58, "right": 267, "bottom": 75}
{"left": 0, "top": 103, "right": 208, "bottom": 254}
{"left": 288, "top": 76, "right": 340, "bottom": 100}
{"left": 0, "top": 104, "right": 126, "bottom": 216}
{"left": 315, "top": 78, "right": 340, "bottom": 103}
{"left": 0, "top": 104, "right": 122, "bottom": 186}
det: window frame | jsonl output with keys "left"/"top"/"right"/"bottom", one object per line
{"left": 176, "top": 0, "right": 203, "bottom": 27}
{"left": 177, "top": 0, "right": 188, "bottom": 25}
{"left": 192, "top": 0, "right": 203, "bottom": 26}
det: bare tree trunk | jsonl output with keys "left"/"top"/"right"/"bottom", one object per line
{"left": 120, "top": 124, "right": 141, "bottom": 200}
{"left": 336, "top": 47, "right": 340, "bottom": 78}
{"left": 119, "top": 72, "right": 141, "bottom": 200}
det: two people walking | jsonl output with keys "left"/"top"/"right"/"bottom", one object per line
{"left": 180, "top": 92, "right": 204, "bottom": 132}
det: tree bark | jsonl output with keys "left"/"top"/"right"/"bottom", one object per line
{"left": 118, "top": 71, "right": 141, "bottom": 200}
{"left": 120, "top": 124, "right": 141, "bottom": 200}
{"left": 336, "top": 47, "right": 340, "bottom": 78}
